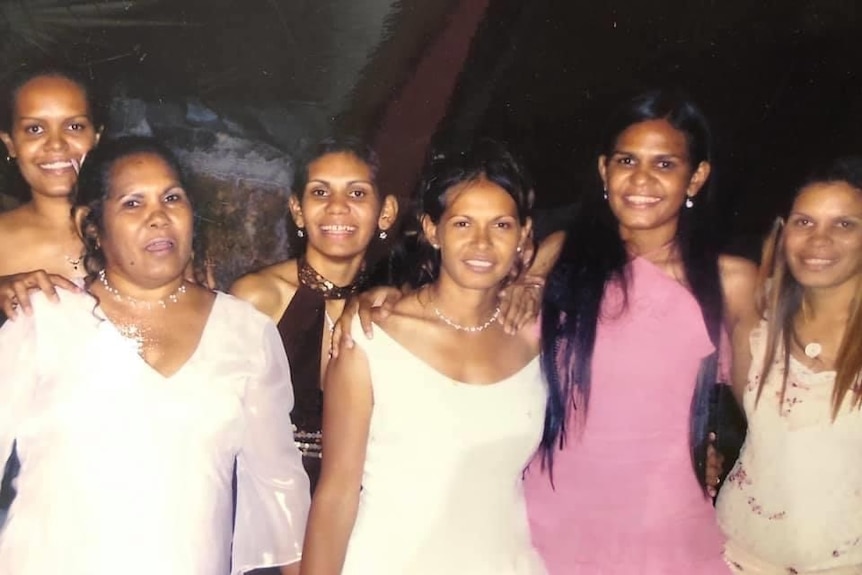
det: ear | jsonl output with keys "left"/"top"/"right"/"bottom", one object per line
{"left": 0, "top": 131, "right": 16, "bottom": 159}
{"left": 377, "top": 195, "right": 399, "bottom": 231}
{"left": 520, "top": 217, "right": 533, "bottom": 250}
{"left": 420, "top": 214, "right": 439, "bottom": 249}
{"left": 686, "top": 160, "right": 711, "bottom": 198}
{"left": 73, "top": 206, "right": 97, "bottom": 245}
{"left": 597, "top": 155, "right": 609, "bottom": 189}
{"left": 288, "top": 195, "right": 304, "bottom": 228}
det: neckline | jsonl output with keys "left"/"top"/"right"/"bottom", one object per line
{"left": 298, "top": 257, "right": 367, "bottom": 300}
{"left": 371, "top": 321, "right": 540, "bottom": 388}
{"left": 98, "top": 291, "right": 220, "bottom": 380}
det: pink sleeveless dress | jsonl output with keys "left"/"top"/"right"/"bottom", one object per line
{"left": 524, "top": 257, "right": 728, "bottom": 574}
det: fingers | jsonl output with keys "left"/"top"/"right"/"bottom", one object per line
{"left": 1, "top": 270, "right": 73, "bottom": 318}
{"left": 205, "top": 259, "right": 217, "bottom": 290}
{"left": 705, "top": 435, "right": 725, "bottom": 497}
{"left": 357, "top": 300, "right": 376, "bottom": 339}
{"left": 498, "top": 282, "right": 542, "bottom": 335}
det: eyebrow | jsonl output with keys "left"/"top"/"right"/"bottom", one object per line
{"left": 17, "top": 114, "right": 91, "bottom": 121}
{"left": 307, "top": 178, "right": 373, "bottom": 186}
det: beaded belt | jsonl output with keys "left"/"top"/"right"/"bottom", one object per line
{"left": 293, "top": 426, "right": 322, "bottom": 459}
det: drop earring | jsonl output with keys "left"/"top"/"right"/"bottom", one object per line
{"left": 378, "top": 230, "right": 388, "bottom": 240}
{"left": 297, "top": 228, "right": 305, "bottom": 238}
{"left": 602, "top": 186, "right": 608, "bottom": 201}
{"left": 685, "top": 196, "right": 694, "bottom": 209}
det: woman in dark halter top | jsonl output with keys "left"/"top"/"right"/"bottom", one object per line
{"left": 231, "top": 137, "right": 398, "bottom": 492}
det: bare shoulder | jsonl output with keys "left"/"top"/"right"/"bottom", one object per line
{"left": 718, "top": 254, "right": 758, "bottom": 298}
{"left": 229, "top": 260, "right": 298, "bottom": 322}
{"left": 0, "top": 205, "right": 32, "bottom": 238}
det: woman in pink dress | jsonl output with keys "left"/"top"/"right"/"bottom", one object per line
{"left": 524, "top": 91, "right": 758, "bottom": 573}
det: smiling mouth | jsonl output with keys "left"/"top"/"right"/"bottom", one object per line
{"left": 38, "top": 160, "right": 76, "bottom": 172}
{"left": 463, "top": 258, "right": 495, "bottom": 271}
{"left": 319, "top": 224, "right": 357, "bottom": 234}
{"left": 624, "top": 195, "right": 662, "bottom": 206}
{"left": 800, "top": 257, "right": 836, "bottom": 268}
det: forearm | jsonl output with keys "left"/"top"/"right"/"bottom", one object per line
{"left": 299, "top": 490, "right": 360, "bottom": 575}
{"left": 527, "top": 230, "right": 565, "bottom": 278}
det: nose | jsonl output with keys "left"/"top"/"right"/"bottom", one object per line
{"left": 43, "top": 127, "right": 69, "bottom": 152}
{"left": 630, "top": 164, "right": 653, "bottom": 185}
{"left": 470, "top": 224, "right": 492, "bottom": 248}
{"left": 325, "top": 193, "right": 349, "bottom": 214}
{"left": 808, "top": 226, "right": 834, "bottom": 247}
{"left": 146, "top": 205, "right": 170, "bottom": 227}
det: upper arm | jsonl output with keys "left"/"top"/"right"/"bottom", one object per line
{"left": 317, "top": 344, "right": 374, "bottom": 495}
{"left": 719, "top": 255, "right": 759, "bottom": 403}
{"left": 230, "top": 272, "right": 289, "bottom": 323}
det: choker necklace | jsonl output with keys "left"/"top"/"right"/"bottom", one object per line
{"left": 298, "top": 257, "right": 367, "bottom": 300}
{"left": 433, "top": 305, "right": 501, "bottom": 333}
{"left": 99, "top": 269, "right": 187, "bottom": 310}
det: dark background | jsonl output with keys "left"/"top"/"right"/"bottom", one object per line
{"left": 2, "top": 0, "right": 861, "bottom": 257}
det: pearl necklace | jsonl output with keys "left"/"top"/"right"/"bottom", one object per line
{"left": 433, "top": 305, "right": 501, "bottom": 333}
{"left": 98, "top": 269, "right": 187, "bottom": 310}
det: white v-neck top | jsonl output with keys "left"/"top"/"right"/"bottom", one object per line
{"left": 0, "top": 289, "right": 309, "bottom": 575}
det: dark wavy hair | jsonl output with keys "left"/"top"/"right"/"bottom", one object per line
{"left": 72, "top": 136, "right": 189, "bottom": 280}
{"left": 540, "top": 90, "right": 723, "bottom": 491}
{"left": 393, "top": 138, "right": 534, "bottom": 288}
{"left": 0, "top": 62, "right": 105, "bottom": 133}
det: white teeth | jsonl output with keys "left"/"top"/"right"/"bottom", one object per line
{"left": 803, "top": 258, "right": 833, "bottom": 266}
{"left": 465, "top": 259, "right": 493, "bottom": 268}
{"left": 626, "top": 195, "right": 661, "bottom": 205}
{"left": 321, "top": 225, "right": 356, "bottom": 232}
{"left": 40, "top": 161, "right": 73, "bottom": 170}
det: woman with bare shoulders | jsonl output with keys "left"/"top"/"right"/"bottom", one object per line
{"left": 230, "top": 137, "right": 398, "bottom": 492}
{"left": 301, "top": 140, "right": 547, "bottom": 575}
{"left": 717, "top": 156, "right": 862, "bottom": 573}
{"left": 525, "top": 90, "right": 758, "bottom": 573}
{"left": 0, "top": 64, "right": 102, "bottom": 316}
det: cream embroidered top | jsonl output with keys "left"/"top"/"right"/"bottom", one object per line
{"left": 716, "top": 321, "right": 862, "bottom": 571}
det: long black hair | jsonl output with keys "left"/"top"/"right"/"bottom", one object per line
{"left": 539, "top": 90, "right": 723, "bottom": 490}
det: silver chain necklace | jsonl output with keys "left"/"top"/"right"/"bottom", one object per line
{"left": 99, "top": 269, "right": 187, "bottom": 310}
{"left": 433, "top": 305, "right": 501, "bottom": 333}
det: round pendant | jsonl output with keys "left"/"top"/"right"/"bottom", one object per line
{"left": 804, "top": 342, "right": 822, "bottom": 359}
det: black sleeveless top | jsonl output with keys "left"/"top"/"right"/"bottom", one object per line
{"left": 276, "top": 284, "right": 325, "bottom": 492}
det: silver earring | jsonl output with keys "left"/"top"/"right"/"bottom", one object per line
{"left": 685, "top": 196, "right": 694, "bottom": 209}
{"left": 297, "top": 228, "right": 305, "bottom": 238}
{"left": 517, "top": 245, "right": 522, "bottom": 254}
{"left": 378, "top": 230, "right": 388, "bottom": 240}
{"left": 602, "top": 186, "right": 608, "bottom": 201}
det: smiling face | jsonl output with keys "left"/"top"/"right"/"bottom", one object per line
{"left": 0, "top": 75, "right": 100, "bottom": 200}
{"left": 290, "top": 151, "right": 396, "bottom": 262}
{"left": 784, "top": 180, "right": 862, "bottom": 293}
{"left": 598, "top": 118, "right": 709, "bottom": 237}
{"left": 423, "top": 176, "right": 530, "bottom": 291}
{"left": 98, "top": 152, "right": 194, "bottom": 289}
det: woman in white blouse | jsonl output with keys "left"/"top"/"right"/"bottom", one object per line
{"left": 0, "top": 136, "right": 309, "bottom": 575}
